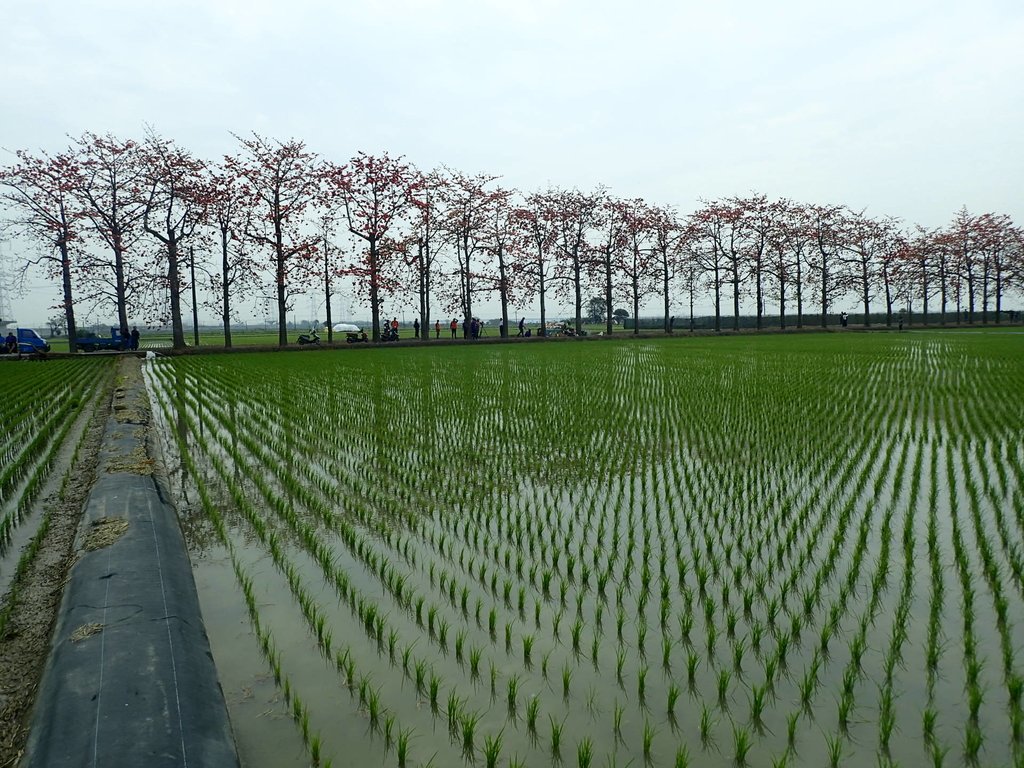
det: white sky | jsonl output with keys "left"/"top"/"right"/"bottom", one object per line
{"left": 2, "top": 0, "right": 1022, "bottom": 325}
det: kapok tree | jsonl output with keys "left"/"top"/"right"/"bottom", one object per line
{"left": 648, "top": 203, "right": 684, "bottom": 333}
{"left": 479, "top": 185, "right": 519, "bottom": 337}
{"left": 971, "top": 212, "right": 1017, "bottom": 323}
{"left": 588, "top": 192, "right": 624, "bottom": 336}
{"left": 805, "top": 203, "right": 851, "bottom": 326}
{"left": 327, "top": 152, "right": 419, "bottom": 342}
{"left": 73, "top": 131, "right": 148, "bottom": 339}
{"left": 439, "top": 169, "right": 497, "bottom": 333}
{"left": 226, "top": 133, "right": 321, "bottom": 346}
{"left": 613, "top": 198, "right": 657, "bottom": 336}
{"left": 552, "top": 188, "right": 603, "bottom": 333}
{"left": 944, "top": 207, "right": 980, "bottom": 323}
{"left": 140, "top": 130, "right": 210, "bottom": 350}
{"left": 513, "top": 189, "right": 559, "bottom": 332}
{"left": 685, "top": 204, "right": 729, "bottom": 332}
{"left": 406, "top": 168, "right": 448, "bottom": 340}
{"left": 733, "top": 194, "right": 777, "bottom": 330}
{"left": 206, "top": 164, "right": 259, "bottom": 348}
{"left": 838, "top": 210, "right": 900, "bottom": 326}
{"left": 0, "top": 148, "right": 85, "bottom": 351}
{"left": 763, "top": 198, "right": 804, "bottom": 329}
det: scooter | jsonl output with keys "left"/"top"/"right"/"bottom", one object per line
{"left": 380, "top": 326, "right": 399, "bottom": 342}
{"left": 297, "top": 329, "right": 320, "bottom": 345}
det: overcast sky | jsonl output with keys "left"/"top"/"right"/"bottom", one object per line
{"left": 2, "top": 0, "right": 1022, "bottom": 325}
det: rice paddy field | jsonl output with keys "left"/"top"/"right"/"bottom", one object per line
{"left": 145, "top": 331, "right": 1024, "bottom": 768}
{"left": 0, "top": 357, "right": 112, "bottom": 614}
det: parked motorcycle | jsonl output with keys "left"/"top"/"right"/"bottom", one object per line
{"left": 380, "top": 326, "right": 399, "bottom": 342}
{"left": 297, "top": 329, "right": 320, "bottom": 345}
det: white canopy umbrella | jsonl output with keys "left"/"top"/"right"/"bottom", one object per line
{"left": 332, "top": 323, "right": 361, "bottom": 333}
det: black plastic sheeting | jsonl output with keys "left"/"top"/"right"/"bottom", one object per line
{"left": 23, "top": 388, "right": 239, "bottom": 767}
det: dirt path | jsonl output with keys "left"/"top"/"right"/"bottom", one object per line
{"left": 0, "top": 358, "right": 121, "bottom": 767}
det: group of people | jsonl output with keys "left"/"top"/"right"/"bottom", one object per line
{"left": 398, "top": 317, "right": 490, "bottom": 340}
{"left": 386, "top": 316, "right": 551, "bottom": 341}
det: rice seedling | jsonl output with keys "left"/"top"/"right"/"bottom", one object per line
{"left": 549, "top": 714, "right": 564, "bottom": 757}
{"left": 526, "top": 695, "right": 540, "bottom": 735}
{"left": 733, "top": 725, "right": 752, "bottom": 766}
{"left": 613, "top": 700, "right": 625, "bottom": 740}
{"left": 577, "top": 736, "right": 594, "bottom": 768}
{"left": 414, "top": 660, "right": 428, "bottom": 697}
{"left": 825, "top": 732, "right": 843, "bottom": 768}
{"left": 506, "top": 674, "right": 521, "bottom": 718}
{"left": 428, "top": 673, "right": 441, "bottom": 716}
{"left": 562, "top": 663, "right": 573, "bottom": 700}
{"left": 642, "top": 719, "right": 656, "bottom": 764}
{"left": 460, "top": 709, "right": 482, "bottom": 758}
{"left": 397, "top": 726, "right": 413, "bottom": 768}
{"left": 482, "top": 729, "right": 504, "bottom": 768}
{"left": 522, "top": 633, "right": 534, "bottom": 667}
{"left": 786, "top": 711, "right": 798, "bottom": 750}
{"left": 717, "top": 668, "right": 731, "bottom": 710}
{"left": 963, "top": 722, "right": 982, "bottom": 765}
{"left": 699, "top": 704, "right": 716, "bottom": 748}
{"left": 667, "top": 682, "right": 680, "bottom": 718}
{"left": 686, "top": 651, "right": 700, "bottom": 690}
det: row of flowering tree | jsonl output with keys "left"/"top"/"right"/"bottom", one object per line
{"left": 2, "top": 131, "right": 1022, "bottom": 349}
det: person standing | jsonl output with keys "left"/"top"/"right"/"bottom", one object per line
{"left": 130, "top": 326, "right": 140, "bottom": 350}
{"left": 450, "top": 318, "right": 458, "bottom": 339}
{"left": 413, "top": 318, "right": 420, "bottom": 339}
{"left": 517, "top": 317, "right": 525, "bottom": 337}
{"left": 434, "top": 319, "right": 441, "bottom": 339}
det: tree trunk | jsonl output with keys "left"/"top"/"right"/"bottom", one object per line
{"left": 573, "top": 251, "right": 583, "bottom": 334}
{"left": 820, "top": 259, "right": 828, "bottom": 328}
{"left": 221, "top": 226, "right": 232, "bottom": 349}
{"left": 168, "top": 237, "right": 185, "bottom": 350}
{"left": 605, "top": 251, "right": 613, "bottom": 336}
{"left": 498, "top": 243, "right": 508, "bottom": 337}
{"left": 190, "top": 247, "right": 199, "bottom": 347}
{"left": 861, "top": 261, "right": 870, "bottom": 326}
{"left": 663, "top": 254, "right": 671, "bottom": 334}
{"left": 417, "top": 239, "right": 427, "bottom": 340}
{"left": 755, "top": 261, "right": 763, "bottom": 331}
{"left": 538, "top": 256, "right": 547, "bottom": 333}
{"left": 732, "top": 263, "right": 740, "bottom": 332}
{"left": 59, "top": 241, "right": 78, "bottom": 353}
{"left": 462, "top": 233, "right": 473, "bottom": 335}
{"left": 113, "top": 237, "right": 130, "bottom": 343}
{"left": 632, "top": 270, "right": 640, "bottom": 337}
{"left": 779, "top": 271, "right": 786, "bottom": 330}
{"left": 713, "top": 265, "right": 721, "bottom": 332}
{"left": 795, "top": 254, "right": 803, "bottom": 328}
{"left": 274, "top": 205, "right": 287, "bottom": 346}
{"left": 324, "top": 237, "right": 333, "bottom": 344}
{"left": 369, "top": 237, "right": 381, "bottom": 342}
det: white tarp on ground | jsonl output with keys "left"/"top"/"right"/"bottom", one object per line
{"left": 332, "top": 323, "right": 361, "bottom": 333}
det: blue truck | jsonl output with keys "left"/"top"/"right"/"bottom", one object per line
{"left": 2, "top": 328, "right": 52, "bottom": 355}
{"left": 75, "top": 327, "right": 126, "bottom": 352}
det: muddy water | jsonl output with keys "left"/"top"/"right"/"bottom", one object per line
{"left": 145, "top": 336, "right": 1024, "bottom": 768}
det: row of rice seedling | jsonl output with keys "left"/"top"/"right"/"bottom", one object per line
{"left": 148, "top": 332, "right": 1023, "bottom": 767}
{"left": 0, "top": 358, "right": 112, "bottom": 588}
